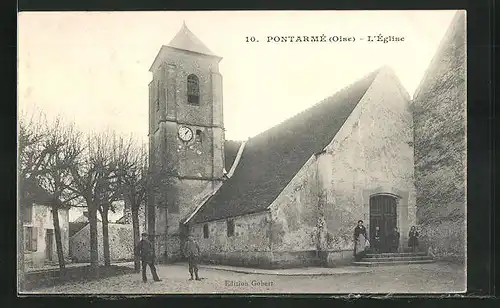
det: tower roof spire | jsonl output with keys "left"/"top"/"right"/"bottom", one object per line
{"left": 167, "top": 22, "right": 216, "bottom": 56}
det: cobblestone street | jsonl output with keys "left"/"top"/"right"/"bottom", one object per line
{"left": 27, "top": 262, "right": 465, "bottom": 294}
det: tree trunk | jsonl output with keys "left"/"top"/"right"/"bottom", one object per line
{"left": 51, "top": 205, "right": 66, "bottom": 277}
{"left": 131, "top": 207, "right": 140, "bottom": 272}
{"left": 88, "top": 205, "right": 100, "bottom": 277}
{"left": 101, "top": 206, "right": 111, "bottom": 267}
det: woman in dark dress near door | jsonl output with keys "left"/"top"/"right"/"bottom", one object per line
{"left": 353, "top": 220, "right": 368, "bottom": 261}
{"left": 408, "top": 226, "right": 419, "bottom": 252}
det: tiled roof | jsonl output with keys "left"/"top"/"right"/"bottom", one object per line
{"left": 191, "top": 69, "right": 381, "bottom": 224}
{"left": 73, "top": 212, "right": 102, "bottom": 223}
{"left": 224, "top": 140, "right": 242, "bottom": 172}
{"left": 167, "top": 23, "right": 216, "bottom": 56}
{"left": 69, "top": 221, "right": 88, "bottom": 237}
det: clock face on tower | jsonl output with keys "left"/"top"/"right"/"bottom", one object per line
{"left": 178, "top": 126, "right": 193, "bottom": 142}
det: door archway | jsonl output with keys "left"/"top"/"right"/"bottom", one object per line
{"left": 369, "top": 194, "right": 397, "bottom": 253}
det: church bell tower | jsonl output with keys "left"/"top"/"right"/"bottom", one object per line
{"left": 147, "top": 22, "right": 225, "bottom": 262}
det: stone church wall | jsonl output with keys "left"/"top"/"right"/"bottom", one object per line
{"left": 165, "top": 178, "right": 217, "bottom": 261}
{"left": 318, "top": 67, "right": 416, "bottom": 266}
{"left": 267, "top": 158, "right": 321, "bottom": 267}
{"left": 412, "top": 12, "right": 466, "bottom": 261}
{"left": 190, "top": 212, "right": 274, "bottom": 268}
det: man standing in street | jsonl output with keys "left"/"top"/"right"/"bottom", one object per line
{"left": 183, "top": 233, "right": 201, "bottom": 281}
{"left": 135, "top": 232, "right": 161, "bottom": 283}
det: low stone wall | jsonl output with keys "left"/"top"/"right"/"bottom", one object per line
{"left": 199, "top": 250, "right": 320, "bottom": 269}
{"left": 70, "top": 223, "right": 134, "bottom": 263}
{"left": 320, "top": 249, "right": 355, "bottom": 267}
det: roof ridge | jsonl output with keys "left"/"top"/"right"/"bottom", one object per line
{"left": 249, "top": 67, "right": 382, "bottom": 141}
{"left": 191, "top": 68, "right": 381, "bottom": 224}
{"left": 167, "top": 23, "right": 216, "bottom": 57}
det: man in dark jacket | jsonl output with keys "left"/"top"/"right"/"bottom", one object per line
{"left": 390, "top": 227, "right": 400, "bottom": 253}
{"left": 135, "top": 232, "right": 161, "bottom": 283}
{"left": 183, "top": 234, "right": 201, "bottom": 281}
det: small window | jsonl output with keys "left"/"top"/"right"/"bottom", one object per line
{"left": 23, "top": 205, "right": 32, "bottom": 223}
{"left": 203, "top": 224, "right": 209, "bottom": 239}
{"left": 227, "top": 220, "right": 235, "bottom": 237}
{"left": 187, "top": 74, "right": 200, "bottom": 105}
{"left": 156, "top": 80, "right": 160, "bottom": 111}
{"left": 195, "top": 130, "right": 203, "bottom": 143}
{"left": 24, "top": 226, "right": 37, "bottom": 252}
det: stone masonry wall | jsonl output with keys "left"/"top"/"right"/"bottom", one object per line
{"left": 70, "top": 223, "right": 134, "bottom": 263}
{"left": 268, "top": 158, "right": 320, "bottom": 253}
{"left": 318, "top": 67, "right": 415, "bottom": 264}
{"left": 148, "top": 46, "right": 225, "bottom": 263}
{"left": 412, "top": 12, "right": 466, "bottom": 260}
{"left": 191, "top": 212, "right": 273, "bottom": 267}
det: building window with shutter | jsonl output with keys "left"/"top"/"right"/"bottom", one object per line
{"left": 23, "top": 205, "right": 33, "bottom": 223}
{"left": 24, "top": 226, "right": 38, "bottom": 252}
{"left": 203, "top": 224, "right": 209, "bottom": 239}
{"left": 227, "top": 220, "right": 235, "bottom": 237}
{"left": 187, "top": 74, "right": 200, "bottom": 105}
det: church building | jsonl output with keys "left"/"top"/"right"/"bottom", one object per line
{"left": 146, "top": 22, "right": 419, "bottom": 268}
{"left": 147, "top": 11, "right": 468, "bottom": 267}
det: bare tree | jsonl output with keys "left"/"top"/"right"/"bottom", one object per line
{"left": 36, "top": 118, "right": 84, "bottom": 275}
{"left": 97, "top": 135, "right": 125, "bottom": 267}
{"left": 117, "top": 140, "right": 148, "bottom": 272}
{"left": 18, "top": 111, "right": 50, "bottom": 289}
{"left": 67, "top": 132, "right": 115, "bottom": 276}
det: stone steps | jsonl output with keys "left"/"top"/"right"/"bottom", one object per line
{"left": 353, "top": 259, "right": 435, "bottom": 266}
{"left": 363, "top": 256, "right": 433, "bottom": 261}
{"left": 365, "top": 252, "right": 427, "bottom": 257}
{"left": 354, "top": 252, "right": 434, "bottom": 267}
{"left": 365, "top": 252, "right": 427, "bottom": 258}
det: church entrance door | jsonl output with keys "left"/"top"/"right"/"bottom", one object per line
{"left": 369, "top": 195, "right": 397, "bottom": 253}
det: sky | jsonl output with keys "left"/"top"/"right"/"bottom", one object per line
{"left": 18, "top": 10, "right": 458, "bottom": 144}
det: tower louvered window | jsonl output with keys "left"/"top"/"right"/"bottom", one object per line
{"left": 156, "top": 80, "right": 160, "bottom": 111}
{"left": 187, "top": 74, "right": 200, "bottom": 105}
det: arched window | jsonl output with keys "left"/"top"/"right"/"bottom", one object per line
{"left": 187, "top": 74, "right": 200, "bottom": 105}
{"left": 195, "top": 129, "right": 203, "bottom": 143}
{"left": 203, "top": 224, "right": 209, "bottom": 239}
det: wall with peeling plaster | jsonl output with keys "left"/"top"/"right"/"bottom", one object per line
{"left": 412, "top": 12, "right": 466, "bottom": 261}
{"left": 317, "top": 67, "right": 416, "bottom": 263}
{"left": 70, "top": 223, "right": 134, "bottom": 262}
{"left": 190, "top": 212, "right": 275, "bottom": 267}
{"left": 268, "top": 158, "right": 320, "bottom": 253}
{"left": 23, "top": 205, "right": 70, "bottom": 268}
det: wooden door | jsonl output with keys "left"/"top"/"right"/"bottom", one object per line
{"left": 369, "top": 195, "right": 397, "bottom": 252}
{"left": 45, "top": 229, "right": 54, "bottom": 261}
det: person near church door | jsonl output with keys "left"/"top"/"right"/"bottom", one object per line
{"left": 183, "top": 234, "right": 201, "bottom": 281}
{"left": 372, "top": 226, "right": 381, "bottom": 253}
{"left": 353, "top": 220, "right": 368, "bottom": 261}
{"left": 135, "top": 233, "right": 162, "bottom": 283}
{"left": 408, "top": 226, "right": 419, "bottom": 252}
{"left": 390, "top": 227, "right": 400, "bottom": 252}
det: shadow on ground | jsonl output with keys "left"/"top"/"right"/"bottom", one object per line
{"left": 22, "top": 264, "right": 137, "bottom": 291}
